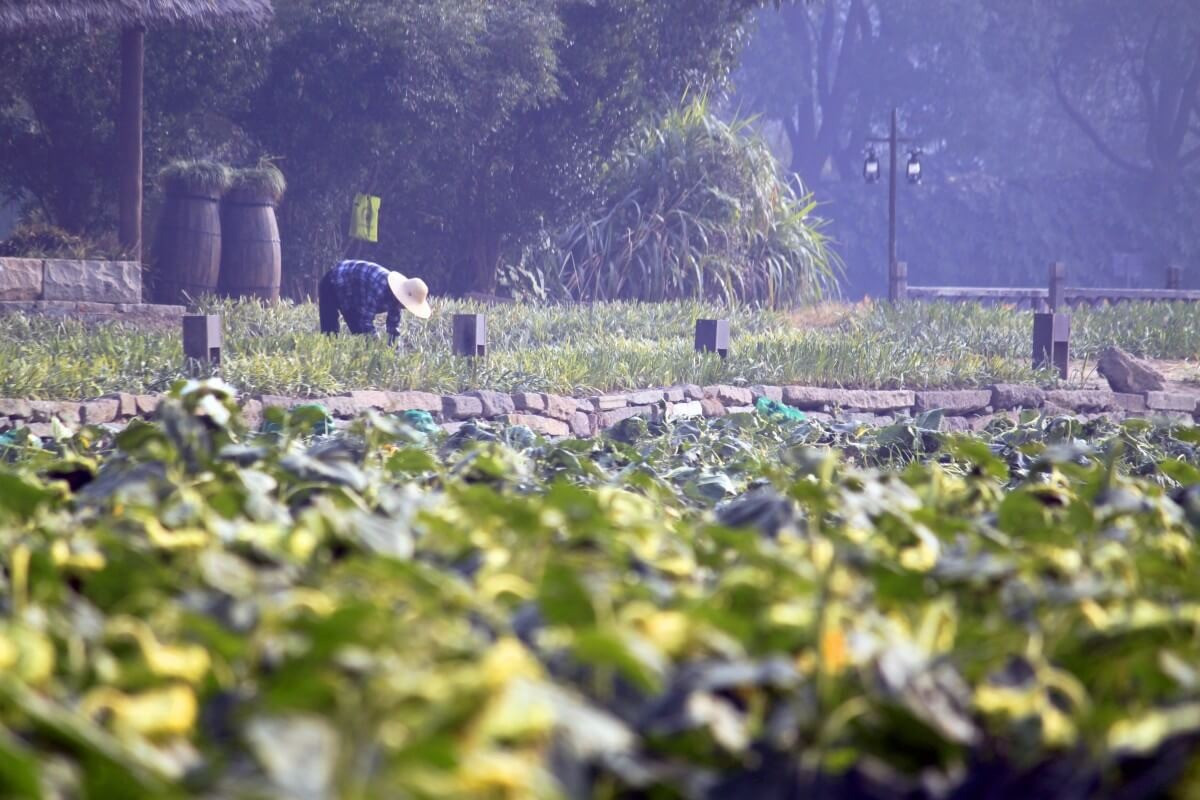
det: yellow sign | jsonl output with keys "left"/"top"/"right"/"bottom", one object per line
{"left": 350, "top": 194, "right": 381, "bottom": 242}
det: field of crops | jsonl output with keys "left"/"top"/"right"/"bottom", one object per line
{"left": 0, "top": 299, "right": 1197, "bottom": 400}
{"left": 1, "top": 381, "right": 1199, "bottom": 798}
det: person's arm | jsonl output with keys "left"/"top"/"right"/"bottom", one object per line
{"left": 385, "top": 302, "right": 402, "bottom": 344}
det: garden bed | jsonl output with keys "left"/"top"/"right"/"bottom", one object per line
{"left": 0, "top": 381, "right": 1198, "bottom": 797}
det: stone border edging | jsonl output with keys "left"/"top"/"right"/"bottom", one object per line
{"left": 1, "top": 384, "right": 1196, "bottom": 439}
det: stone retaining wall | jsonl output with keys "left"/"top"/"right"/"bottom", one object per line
{"left": 1, "top": 384, "right": 1196, "bottom": 439}
{"left": 0, "top": 257, "right": 184, "bottom": 323}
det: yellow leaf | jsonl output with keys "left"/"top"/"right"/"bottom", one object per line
{"left": 82, "top": 684, "right": 198, "bottom": 739}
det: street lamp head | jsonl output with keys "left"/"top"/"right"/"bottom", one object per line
{"left": 863, "top": 148, "right": 881, "bottom": 184}
{"left": 906, "top": 150, "right": 923, "bottom": 184}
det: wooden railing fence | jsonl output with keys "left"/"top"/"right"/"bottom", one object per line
{"left": 892, "top": 263, "right": 1198, "bottom": 309}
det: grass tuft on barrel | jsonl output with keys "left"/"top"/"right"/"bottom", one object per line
{"left": 153, "top": 160, "right": 232, "bottom": 305}
{"left": 219, "top": 165, "right": 285, "bottom": 302}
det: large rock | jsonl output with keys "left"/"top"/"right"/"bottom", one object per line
{"left": 0, "top": 258, "right": 43, "bottom": 301}
{"left": 1096, "top": 346, "right": 1165, "bottom": 393}
{"left": 668, "top": 400, "right": 704, "bottom": 420}
{"left": 783, "top": 386, "right": 914, "bottom": 412}
{"left": 913, "top": 390, "right": 992, "bottom": 415}
{"left": 750, "top": 384, "right": 783, "bottom": 403}
{"left": 43, "top": 260, "right": 141, "bottom": 304}
{"left": 990, "top": 384, "right": 1045, "bottom": 411}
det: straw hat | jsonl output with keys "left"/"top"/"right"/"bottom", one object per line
{"left": 386, "top": 272, "right": 432, "bottom": 319}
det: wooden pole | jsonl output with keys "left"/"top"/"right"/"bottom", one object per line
{"left": 119, "top": 27, "right": 145, "bottom": 263}
{"left": 1167, "top": 265, "right": 1182, "bottom": 291}
{"left": 889, "top": 261, "right": 908, "bottom": 303}
{"left": 1048, "top": 262, "right": 1066, "bottom": 311}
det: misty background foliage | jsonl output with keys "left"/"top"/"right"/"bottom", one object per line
{"left": 0, "top": 0, "right": 1197, "bottom": 300}
{"left": 731, "top": 0, "right": 1200, "bottom": 296}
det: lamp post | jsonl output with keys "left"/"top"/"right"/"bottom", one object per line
{"left": 865, "top": 108, "right": 922, "bottom": 302}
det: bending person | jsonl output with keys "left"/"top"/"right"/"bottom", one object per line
{"left": 318, "top": 260, "right": 432, "bottom": 343}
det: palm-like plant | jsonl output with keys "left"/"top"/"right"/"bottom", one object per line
{"left": 554, "top": 96, "right": 840, "bottom": 308}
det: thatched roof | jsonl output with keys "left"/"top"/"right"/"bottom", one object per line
{"left": 0, "top": 0, "right": 272, "bottom": 34}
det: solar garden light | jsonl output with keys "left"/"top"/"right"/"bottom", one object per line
{"left": 906, "top": 149, "right": 923, "bottom": 184}
{"left": 452, "top": 313, "right": 487, "bottom": 358}
{"left": 863, "top": 148, "right": 881, "bottom": 184}
{"left": 182, "top": 314, "right": 222, "bottom": 365}
{"left": 694, "top": 318, "right": 730, "bottom": 359}
{"left": 1032, "top": 262, "right": 1070, "bottom": 379}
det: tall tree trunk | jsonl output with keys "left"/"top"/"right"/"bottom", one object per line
{"left": 119, "top": 26, "right": 145, "bottom": 264}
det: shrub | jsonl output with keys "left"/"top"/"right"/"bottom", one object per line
{"left": 538, "top": 97, "right": 840, "bottom": 308}
{"left": 0, "top": 223, "right": 124, "bottom": 259}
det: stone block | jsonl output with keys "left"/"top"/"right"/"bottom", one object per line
{"left": 704, "top": 385, "right": 754, "bottom": 406}
{"left": 103, "top": 393, "right": 138, "bottom": 418}
{"left": 626, "top": 389, "right": 664, "bottom": 406}
{"left": 667, "top": 401, "right": 704, "bottom": 420}
{"left": 750, "top": 384, "right": 783, "bottom": 403}
{"left": 570, "top": 412, "right": 593, "bottom": 438}
{"left": 512, "top": 392, "right": 546, "bottom": 413}
{"left": 349, "top": 390, "right": 391, "bottom": 413}
{"left": 1146, "top": 392, "right": 1197, "bottom": 414}
{"left": 1045, "top": 389, "right": 1117, "bottom": 413}
{"left": 0, "top": 258, "right": 43, "bottom": 301}
{"left": 320, "top": 396, "right": 358, "bottom": 418}
{"left": 0, "top": 399, "right": 32, "bottom": 419}
{"left": 42, "top": 260, "right": 141, "bottom": 304}
{"left": 80, "top": 398, "right": 120, "bottom": 425}
{"left": 990, "top": 384, "right": 1046, "bottom": 411}
{"left": 913, "top": 390, "right": 992, "bottom": 415}
{"left": 592, "top": 395, "right": 627, "bottom": 411}
{"left": 942, "top": 416, "right": 973, "bottom": 433}
{"left": 682, "top": 384, "right": 704, "bottom": 400}
{"left": 701, "top": 399, "right": 727, "bottom": 418}
{"left": 726, "top": 405, "right": 755, "bottom": 415}
{"left": 664, "top": 387, "right": 687, "bottom": 403}
{"left": 29, "top": 401, "right": 81, "bottom": 423}
{"left": 783, "top": 386, "right": 914, "bottom": 412}
{"left": 135, "top": 394, "right": 161, "bottom": 416}
{"left": 469, "top": 390, "right": 515, "bottom": 418}
{"left": 541, "top": 394, "right": 577, "bottom": 421}
{"left": 24, "top": 423, "right": 55, "bottom": 439}
{"left": 443, "top": 394, "right": 484, "bottom": 420}
{"left": 500, "top": 414, "right": 570, "bottom": 438}
{"left": 596, "top": 405, "right": 651, "bottom": 429}
{"left": 1113, "top": 393, "right": 1147, "bottom": 414}
{"left": 385, "top": 391, "right": 443, "bottom": 413}
{"left": 259, "top": 395, "right": 299, "bottom": 410}
{"left": 841, "top": 412, "right": 894, "bottom": 426}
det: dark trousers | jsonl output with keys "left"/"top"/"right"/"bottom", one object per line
{"left": 318, "top": 271, "right": 340, "bottom": 335}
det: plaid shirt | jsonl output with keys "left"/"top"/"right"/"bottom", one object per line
{"left": 328, "top": 260, "right": 403, "bottom": 338}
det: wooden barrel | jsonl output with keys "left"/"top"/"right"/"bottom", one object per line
{"left": 218, "top": 187, "right": 281, "bottom": 301}
{"left": 153, "top": 191, "right": 221, "bottom": 304}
